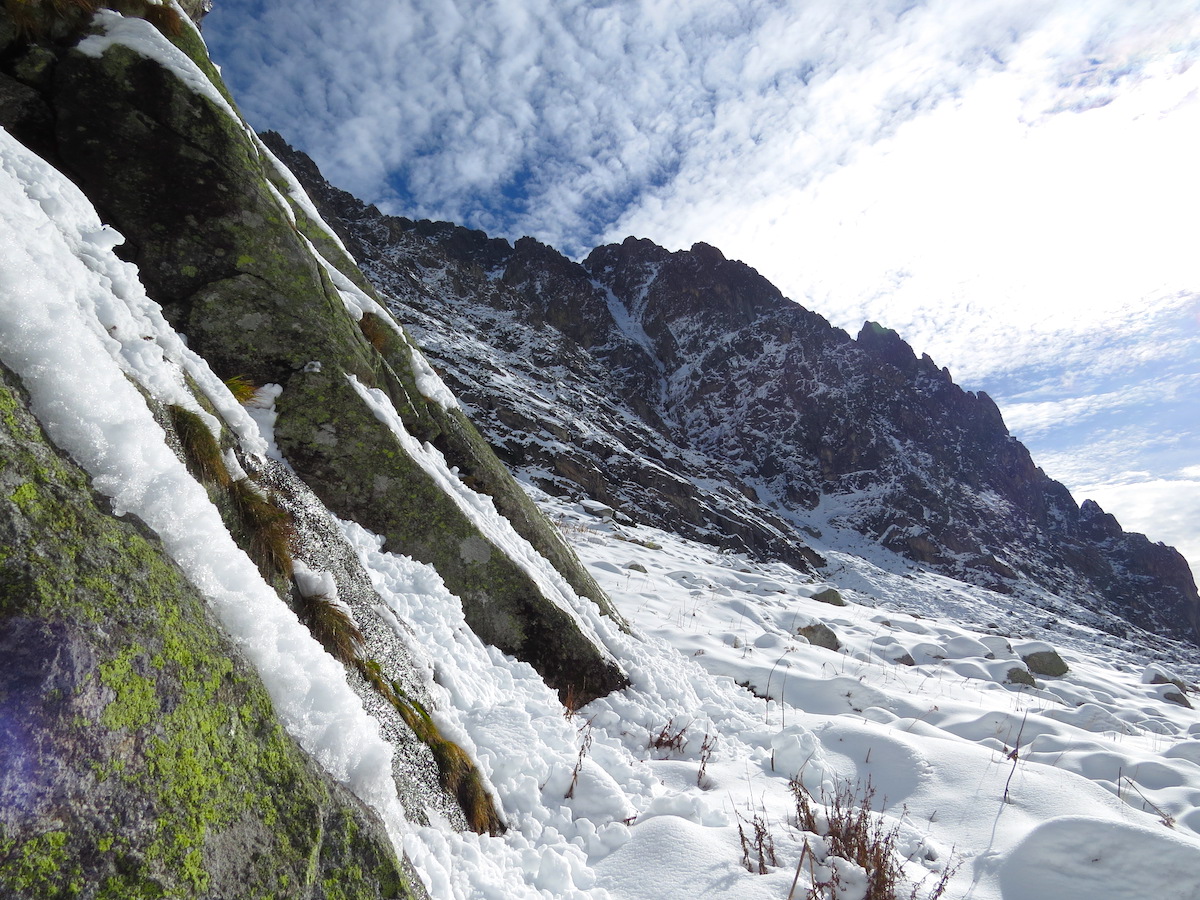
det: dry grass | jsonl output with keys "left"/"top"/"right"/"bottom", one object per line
{"left": 169, "top": 404, "right": 230, "bottom": 488}
{"left": 737, "top": 808, "right": 778, "bottom": 874}
{"left": 649, "top": 718, "right": 689, "bottom": 754}
{"left": 297, "top": 592, "right": 364, "bottom": 666}
{"left": 229, "top": 477, "right": 294, "bottom": 580}
{"left": 566, "top": 721, "right": 593, "bottom": 800}
{"left": 358, "top": 313, "right": 395, "bottom": 355}
{"left": 359, "top": 660, "right": 505, "bottom": 836}
{"left": 223, "top": 374, "right": 260, "bottom": 404}
{"left": 790, "top": 776, "right": 956, "bottom": 900}
{"left": 5, "top": 0, "right": 181, "bottom": 38}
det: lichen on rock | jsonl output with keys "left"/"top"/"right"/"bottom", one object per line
{"left": 0, "top": 362, "right": 412, "bottom": 899}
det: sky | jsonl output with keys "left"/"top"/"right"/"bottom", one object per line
{"left": 204, "top": 0, "right": 1200, "bottom": 575}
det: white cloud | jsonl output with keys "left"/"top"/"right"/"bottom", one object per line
{"left": 1001, "top": 372, "right": 1200, "bottom": 438}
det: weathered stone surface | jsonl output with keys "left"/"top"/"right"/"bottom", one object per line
{"left": 811, "top": 588, "right": 845, "bottom": 607}
{"left": 275, "top": 368, "right": 626, "bottom": 702}
{"left": 1022, "top": 649, "right": 1069, "bottom": 678}
{"left": 0, "top": 363, "right": 411, "bottom": 899}
{"left": 1005, "top": 667, "right": 1037, "bottom": 687}
{"left": 798, "top": 623, "right": 841, "bottom": 652}
{"left": 43, "top": 18, "right": 624, "bottom": 703}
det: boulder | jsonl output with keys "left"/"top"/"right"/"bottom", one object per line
{"left": 0, "top": 363, "right": 412, "bottom": 899}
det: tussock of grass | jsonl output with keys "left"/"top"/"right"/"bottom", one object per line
{"left": 790, "top": 776, "right": 956, "bottom": 900}
{"left": 359, "top": 661, "right": 505, "bottom": 836}
{"left": 128, "top": 0, "right": 181, "bottom": 35}
{"left": 169, "top": 404, "right": 230, "bottom": 488}
{"left": 223, "top": 374, "right": 260, "bottom": 404}
{"left": 358, "top": 312, "right": 395, "bottom": 355}
{"left": 297, "top": 592, "right": 364, "bottom": 666}
{"left": 229, "top": 478, "right": 294, "bottom": 580}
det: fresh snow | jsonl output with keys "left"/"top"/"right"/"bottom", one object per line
{"left": 0, "top": 127, "right": 410, "bottom": 851}
{"left": 77, "top": 10, "right": 245, "bottom": 133}
{"left": 6, "top": 63, "right": 1200, "bottom": 898}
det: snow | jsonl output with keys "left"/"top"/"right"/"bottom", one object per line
{"left": 255, "top": 133, "right": 357, "bottom": 261}
{"left": 0, "top": 127, "right": 409, "bottom": 852}
{"left": 77, "top": 10, "right": 244, "bottom": 132}
{"left": 7, "top": 52, "right": 1200, "bottom": 897}
{"left": 308, "top": 234, "right": 461, "bottom": 412}
{"left": 348, "top": 375, "right": 616, "bottom": 660}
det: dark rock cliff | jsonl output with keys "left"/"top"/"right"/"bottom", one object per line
{"left": 265, "top": 141, "right": 1200, "bottom": 647}
{"left": 0, "top": 361, "right": 411, "bottom": 899}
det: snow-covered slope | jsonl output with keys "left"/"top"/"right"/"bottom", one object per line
{"left": 267, "top": 135, "right": 1199, "bottom": 652}
{"left": 4, "top": 5, "right": 1200, "bottom": 900}
{"left": 537, "top": 488, "right": 1200, "bottom": 900}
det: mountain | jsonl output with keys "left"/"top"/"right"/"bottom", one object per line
{"left": 263, "top": 135, "right": 1200, "bottom": 650}
{"left": 4, "top": 5, "right": 1200, "bottom": 900}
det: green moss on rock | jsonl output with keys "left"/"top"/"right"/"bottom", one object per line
{"left": 0, "top": 363, "right": 412, "bottom": 899}
{"left": 1022, "top": 649, "right": 1069, "bottom": 678}
{"left": 1005, "top": 666, "right": 1037, "bottom": 687}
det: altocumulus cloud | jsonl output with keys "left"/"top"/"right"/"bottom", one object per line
{"left": 207, "top": 0, "right": 1200, "bottom": 371}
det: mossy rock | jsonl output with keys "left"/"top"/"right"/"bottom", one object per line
{"left": 275, "top": 369, "right": 627, "bottom": 704}
{"left": 48, "top": 20, "right": 625, "bottom": 704}
{"left": 0, "top": 363, "right": 412, "bottom": 899}
{"left": 798, "top": 622, "right": 841, "bottom": 652}
{"left": 811, "top": 587, "right": 845, "bottom": 607}
{"left": 1005, "top": 666, "right": 1037, "bottom": 687}
{"left": 1022, "top": 649, "right": 1069, "bottom": 678}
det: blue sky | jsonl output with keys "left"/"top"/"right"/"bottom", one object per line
{"left": 204, "top": 0, "right": 1200, "bottom": 574}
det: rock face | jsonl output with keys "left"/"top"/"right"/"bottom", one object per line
{"left": 0, "top": 2, "right": 629, "bottom": 894}
{"left": 265, "top": 140, "right": 1200, "bottom": 647}
{"left": 0, "top": 363, "right": 410, "bottom": 899}
{"left": 15, "top": 4, "right": 623, "bottom": 705}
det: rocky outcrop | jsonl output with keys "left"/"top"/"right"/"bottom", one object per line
{"left": 0, "top": 3, "right": 633, "bottom": 895}
{"left": 1, "top": 4, "right": 624, "bottom": 703}
{"left": 0, "top": 362, "right": 412, "bottom": 899}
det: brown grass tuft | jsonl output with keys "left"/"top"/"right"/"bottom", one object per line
{"left": 5, "top": 0, "right": 181, "bottom": 39}
{"left": 358, "top": 312, "right": 395, "bottom": 355}
{"left": 359, "top": 661, "right": 505, "bottom": 835}
{"left": 297, "top": 592, "right": 364, "bottom": 666}
{"left": 169, "top": 404, "right": 230, "bottom": 487}
{"left": 223, "top": 374, "right": 260, "bottom": 404}
{"left": 229, "top": 477, "right": 294, "bottom": 580}
{"left": 649, "top": 718, "right": 689, "bottom": 754}
{"left": 132, "top": 0, "right": 181, "bottom": 35}
{"left": 790, "top": 776, "right": 957, "bottom": 900}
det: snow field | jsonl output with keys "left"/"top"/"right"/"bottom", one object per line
{"left": 545, "top": 491, "right": 1200, "bottom": 899}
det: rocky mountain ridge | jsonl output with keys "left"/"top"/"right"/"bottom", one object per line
{"left": 263, "top": 134, "right": 1200, "bottom": 649}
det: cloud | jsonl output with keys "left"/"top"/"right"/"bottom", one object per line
{"left": 1000, "top": 371, "right": 1200, "bottom": 438}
